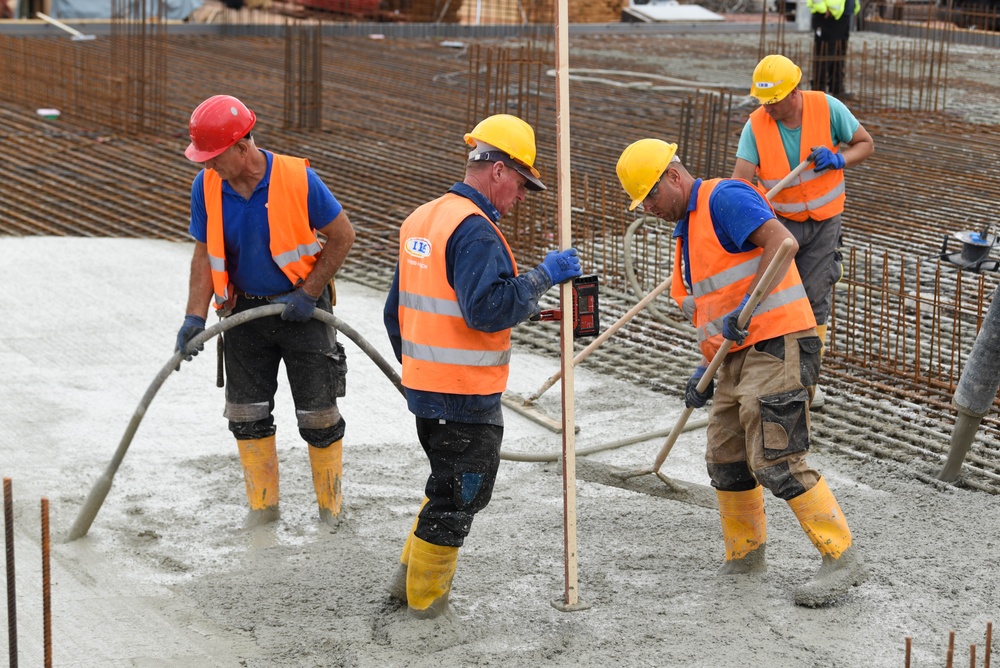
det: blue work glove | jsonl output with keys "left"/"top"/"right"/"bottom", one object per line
{"left": 175, "top": 315, "right": 206, "bottom": 361}
{"left": 684, "top": 365, "right": 714, "bottom": 409}
{"left": 272, "top": 288, "right": 319, "bottom": 322}
{"left": 809, "top": 146, "right": 846, "bottom": 172}
{"left": 721, "top": 294, "right": 753, "bottom": 345}
{"left": 539, "top": 248, "right": 583, "bottom": 285}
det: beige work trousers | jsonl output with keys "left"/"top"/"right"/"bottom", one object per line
{"left": 706, "top": 328, "right": 823, "bottom": 499}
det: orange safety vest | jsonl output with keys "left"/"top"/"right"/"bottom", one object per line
{"left": 397, "top": 193, "right": 517, "bottom": 395}
{"left": 670, "top": 179, "right": 816, "bottom": 359}
{"left": 203, "top": 153, "right": 322, "bottom": 310}
{"left": 750, "top": 90, "right": 846, "bottom": 222}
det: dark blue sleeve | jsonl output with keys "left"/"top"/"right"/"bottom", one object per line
{"left": 709, "top": 180, "right": 776, "bottom": 253}
{"left": 306, "top": 167, "right": 343, "bottom": 228}
{"left": 189, "top": 170, "right": 208, "bottom": 243}
{"left": 383, "top": 265, "right": 402, "bottom": 363}
{"left": 447, "top": 216, "right": 552, "bottom": 333}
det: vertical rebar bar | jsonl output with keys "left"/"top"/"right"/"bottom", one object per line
{"left": 4, "top": 476, "right": 17, "bottom": 668}
{"left": 986, "top": 621, "right": 993, "bottom": 668}
{"left": 42, "top": 497, "right": 52, "bottom": 668}
{"left": 905, "top": 636, "right": 911, "bottom": 668}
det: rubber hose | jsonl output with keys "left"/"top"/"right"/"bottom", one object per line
{"left": 66, "top": 305, "right": 402, "bottom": 541}
{"left": 939, "top": 282, "right": 1000, "bottom": 481}
{"left": 499, "top": 417, "right": 709, "bottom": 463}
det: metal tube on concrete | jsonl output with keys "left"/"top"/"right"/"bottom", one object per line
{"left": 939, "top": 282, "right": 1000, "bottom": 481}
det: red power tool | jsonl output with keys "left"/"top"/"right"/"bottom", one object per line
{"left": 532, "top": 275, "right": 600, "bottom": 337}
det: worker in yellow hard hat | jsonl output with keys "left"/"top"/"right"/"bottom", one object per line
{"left": 618, "top": 137, "right": 868, "bottom": 607}
{"left": 733, "top": 54, "right": 874, "bottom": 406}
{"left": 808, "top": 0, "right": 860, "bottom": 96}
{"left": 383, "top": 113, "right": 581, "bottom": 618}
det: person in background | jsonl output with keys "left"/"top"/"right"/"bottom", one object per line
{"left": 733, "top": 54, "right": 874, "bottom": 405}
{"left": 809, "top": 0, "right": 859, "bottom": 97}
{"left": 175, "top": 94, "right": 355, "bottom": 529}
{"left": 383, "top": 113, "right": 581, "bottom": 618}
{"left": 617, "top": 137, "right": 868, "bottom": 607}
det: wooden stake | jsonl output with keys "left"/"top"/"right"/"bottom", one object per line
{"left": 550, "top": 0, "right": 587, "bottom": 614}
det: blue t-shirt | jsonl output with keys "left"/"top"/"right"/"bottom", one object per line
{"left": 189, "top": 149, "right": 342, "bottom": 296}
{"left": 672, "top": 179, "right": 777, "bottom": 289}
{"left": 736, "top": 94, "right": 860, "bottom": 168}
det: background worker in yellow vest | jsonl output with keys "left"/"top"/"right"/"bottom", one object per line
{"left": 732, "top": 54, "right": 874, "bottom": 404}
{"left": 808, "top": 0, "right": 860, "bottom": 97}
{"left": 617, "top": 138, "right": 868, "bottom": 607}
{"left": 382, "top": 114, "right": 582, "bottom": 618}
{"left": 175, "top": 95, "right": 356, "bottom": 529}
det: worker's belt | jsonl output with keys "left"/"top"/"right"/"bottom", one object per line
{"left": 234, "top": 288, "right": 292, "bottom": 301}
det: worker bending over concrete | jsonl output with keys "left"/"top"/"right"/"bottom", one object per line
{"left": 618, "top": 137, "right": 868, "bottom": 607}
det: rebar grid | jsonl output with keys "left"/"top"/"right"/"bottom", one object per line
{"left": 2, "top": 31, "right": 1000, "bottom": 492}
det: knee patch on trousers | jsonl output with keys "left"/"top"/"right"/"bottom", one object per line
{"left": 301, "top": 417, "right": 346, "bottom": 449}
{"left": 756, "top": 462, "right": 807, "bottom": 500}
{"left": 708, "top": 461, "right": 758, "bottom": 492}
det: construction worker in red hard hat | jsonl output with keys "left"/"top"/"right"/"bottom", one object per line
{"left": 175, "top": 94, "right": 356, "bottom": 529}
{"left": 618, "top": 137, "right": 868, "bottom": 607}
{"left": 733, "top": 54, "right": 874, "bottom": 407}
{"left": 382, "top": 113, "right": 581, "bottom": 618}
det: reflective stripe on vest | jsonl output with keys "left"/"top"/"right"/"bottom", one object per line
{"left": 204, "top": 153, "right": 319, "bottom": 309}
{"left": 397, "top": 192, "right": 517, "bottom": 395}
{"left": 669, "top": 179, "right": 816, "bottom": 359}
{"left": 751, "top": 91, "right": 846, "bottom": 222}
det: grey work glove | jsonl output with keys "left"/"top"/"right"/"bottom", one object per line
{"left": 175, "top": 315, "right": 206, "bottom": 362}
{"left": 272, "top": 288, "right": 319, "bottom": 322}
{"left": 684, "top": 365, "right": 714, "bottom": 409}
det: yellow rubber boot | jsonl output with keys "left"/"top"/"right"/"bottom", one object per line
{"left": 406, "top": 536, "right": 459, "bottom": 619}
{"left": 237, "top": 436, "right": 280, "bottom": 527}
{"left": 386, "top": 498, "right": 428, "bottom": 603}
{"left": 787, "top": 477, "right": 868, "bottom": 607}
{"left": 716, "top": 486, "right": 767, "bottom": 575}
{"left": 308, "top": 440, "right": 343, "bottom": 528}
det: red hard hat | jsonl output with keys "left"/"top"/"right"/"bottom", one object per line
{"left": 184, "top": 95, "right": 257, "bottom": 162}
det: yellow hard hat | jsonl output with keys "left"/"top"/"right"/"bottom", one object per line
{"left": 616, "top": 138, "right": 678, "bottom": 211}
{"left": 750, "top": 54, "right": 802, "bottom": 105}
{"left": 464, "top": 114, "right": 545, "bottom": 191}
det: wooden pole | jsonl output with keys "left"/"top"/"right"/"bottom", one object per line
{"left": 550, "top": 0, "right": 587, "bottom": 613}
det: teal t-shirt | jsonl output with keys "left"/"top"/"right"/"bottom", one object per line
{"left": 736, "top": 94, "right": 860, "bottom": 168}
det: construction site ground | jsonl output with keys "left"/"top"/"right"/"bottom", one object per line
{"left": 2, "top": 18, "right": 1000, "bottom": 668}
{"left": 1, "top": 237, "right": 997, "bottom": 667}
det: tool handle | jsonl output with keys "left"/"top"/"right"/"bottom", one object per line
{"left": 650, "top": 238, "right": 795, "bottom": 473}
{"left": 765, "top": 158, "right": 811, "bottom": 202}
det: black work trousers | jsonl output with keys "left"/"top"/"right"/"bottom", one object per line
{"left": 223, "top": 287, "right": 347, "bottom": 447}
{"left": 413, "top": 417, "right": 503, "bottom": 548}
{"left": 811, "top": 11, "right": 852, "bottom": 97}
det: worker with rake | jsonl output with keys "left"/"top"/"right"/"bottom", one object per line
{"left": 383, "top": 113, "right": 581, "bottom": 618}
{"left": 175, "top": 94, "right": 356, "bottom": 530}
{"left": 733, "top": 54, "right": 874, "bottom": 394}
{"left": 617, "top": 138, "right": 868, "bottom": 607}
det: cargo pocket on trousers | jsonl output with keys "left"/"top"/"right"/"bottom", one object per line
{"left": 797, "top": 335, "right": 823, "bottom": 388}
{"left": 759, "top": 388, "right": 810, "bottom": 460}
{"left": 328, "top": 341, "right": 347, "bottom": 398}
